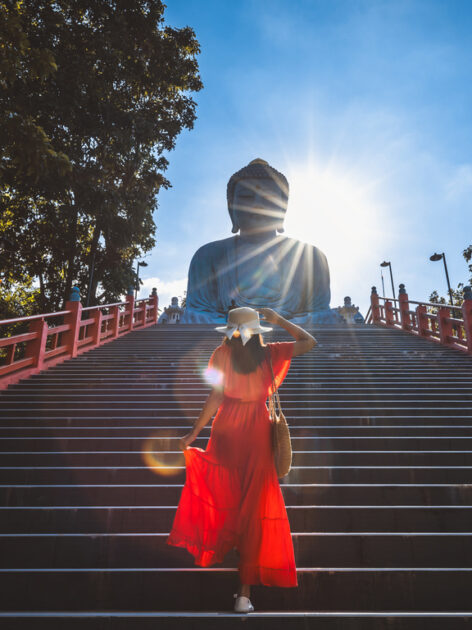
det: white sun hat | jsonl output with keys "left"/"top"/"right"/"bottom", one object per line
{"left": 214, "top": 307, "right": 272, "bottom": 346}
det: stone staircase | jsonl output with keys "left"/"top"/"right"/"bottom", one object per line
{"left": 0, "top": 323, "right": 472, "bottom": 628}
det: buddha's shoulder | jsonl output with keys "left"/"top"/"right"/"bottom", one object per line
{"left": 191, "top": 236, "right": 236, "bottom": 259}
{"left": 191, "top": 235, "right": 327, "bottom": 258}
{"left": 282, "top": 236, "right": 328, "bottom": 258}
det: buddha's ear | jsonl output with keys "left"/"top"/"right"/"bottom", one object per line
{"left": 228, "top": 203, "right": 239, "bottom": 233}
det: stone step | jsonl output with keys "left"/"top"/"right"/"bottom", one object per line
{"left": 0, "top": 611, "right": 471, "bottom": 629}
{"left": 2, "top": 483, "right": 472, "bottom": 507}
{"left": 0, "top": 568, "right": 471, "bottom": 611}
{"left": 0, "top": 532, "right": 471, "bottom": 568}
{"left": 2, "top": 407, "right": 472, "bottom": 417}
{"left": 4, "top": 393, "right": 472, "bottom": 404}
{"left": 2, "top": 451, "right": 472, "bottom": 466}
{"left": 8, "top": 376, "right": 472, "bottom": 384}
{"left": 8, "top": 382, "right": 472, "bottom": 392}
{"left": 3, "top": 436, "right": 472, "bottom": 452}
{"left": 19, "top": 360, "right": 472, "bottom": 370}
{"left": 2, "top": 466, "right": 472, "bottom": 484}
{"left": 0, "top": 436, "right": 472, "bottom": 453}
{"left": 4, "top": 425, "right": 472, "bottom": 437}
{"left": 4, "top": 395, "right": 472, "bottom": 407}
{"left": 2, "top": 416, "right": 472, "bottom": 426}
{"left": 1, "top": 506, "right": 471, "bottom": 533}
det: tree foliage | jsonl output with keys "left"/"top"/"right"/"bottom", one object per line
{"left": 0, "top": 0, "right": 202, "bottom": 317}
{"left": 429, "top": 246, "right": 472, "bottom": 307}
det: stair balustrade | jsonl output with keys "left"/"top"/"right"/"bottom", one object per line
{"left": 367, "top": 284, "right": 472, "bottom": 355}
{"left": 0, "top": 286, "right": 159, "bottom": 390}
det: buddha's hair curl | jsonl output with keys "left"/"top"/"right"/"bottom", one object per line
{"left": 226, "top": 158, "right": 289, "bottom": 224}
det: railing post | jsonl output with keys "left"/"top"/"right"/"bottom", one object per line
{"left": 384, "top": 300, "right": 394, "bottom": 327}
{"left": 63, "top": 287, "right": 83, "bottom": 358}
{"left": 370, "top": 286, "right": 381, "bottom": 324}
{"left": 151, "top": 287, "right": 158, "bottom": 325}
{"left": 398, "top": 284, "right": 411, "bottom": 331}
{"left": 91, "top": 307, "right": 103, "bottom": 347}
{"left": 462, "top": 286, "right": 472, "bottom": 353}
{"left": 111, "top": 305, "right": 120, "bottom": 338}
{"left": 25, "top": 318, "right": 49, "bottom": 370}
{"left": 416, "top": 304, "right": 428, "bottom": 337}
{"left": 126, "top": 285, "right": 135, "bottom": 331}
{"left": 437, "top": 306, "right": 453, "bottom": 347}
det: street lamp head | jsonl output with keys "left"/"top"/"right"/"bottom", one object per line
{"left": 138, "top": 261, "right": 148, "bottom": 267}
{"left": 380, "top": 261, "right": 390, "bottom": 268}
{"left": 430, "top": 253, "right": 443, "bottom": 262}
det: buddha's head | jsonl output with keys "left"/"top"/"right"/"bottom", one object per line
{"left": 227, "top": 158, "right": 289, "bottom": 236}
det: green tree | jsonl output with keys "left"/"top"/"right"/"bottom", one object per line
{"left": 0, "top": 0, "right": 202, "bottom": 315}
{"left": 429, "top": 246, "right": 472, "bottom": 312}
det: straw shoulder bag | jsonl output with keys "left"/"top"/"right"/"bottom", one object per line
{"left": 267, "top": 348, "right": 292, "bottom": 478}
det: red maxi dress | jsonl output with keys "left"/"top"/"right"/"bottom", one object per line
{"left": 166, "top": 341, "right": 298, "bottom": 587}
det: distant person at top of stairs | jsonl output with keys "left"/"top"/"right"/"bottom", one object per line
{"left": 227, "top": 299, "right": 238, "bottom": 314}
{"left": 166, "top": 306, "right": 317, "bottom": 613}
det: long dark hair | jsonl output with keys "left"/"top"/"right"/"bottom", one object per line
{"left": 222, "top": 333, "right": 268, "bottom": 374}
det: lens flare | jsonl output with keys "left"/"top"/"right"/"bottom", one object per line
{"left": 142, "top": 434, "right": 183, "bottom": 479}
{"left": 203, "top": 366, "right": 224, "bottom": 387}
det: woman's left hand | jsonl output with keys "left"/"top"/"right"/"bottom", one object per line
{"left": 179, "top": 431, "right": 196, "bottom": 451}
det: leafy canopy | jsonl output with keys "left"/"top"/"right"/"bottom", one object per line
{"left": 0, "top": 0, "right": 202, "bottom": 317}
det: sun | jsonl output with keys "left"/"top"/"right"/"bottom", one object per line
{"left": 285, "top": 160, "right": 384, "bottom": 250}
{"left": 283, "top": 158, "right": 391, "bottom": 297}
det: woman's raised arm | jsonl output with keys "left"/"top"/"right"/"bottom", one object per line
{"left": 256, "top": 308, "right": 317, "bottom": 357}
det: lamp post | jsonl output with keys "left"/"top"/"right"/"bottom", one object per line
{"left": 429, "top": 252, "right": 454, "bottom": 308}
{"left": 380, "top": 261, "right": 396, "bottom": 300}
{"left": 134, "top": 261, "right": 148, "bottom": 300}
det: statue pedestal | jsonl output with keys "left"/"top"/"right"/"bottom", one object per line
{"left": 180, "top": 307, "right": 343, "bottom": 325}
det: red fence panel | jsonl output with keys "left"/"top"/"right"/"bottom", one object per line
{"left": 368, "top": 285, "right": 472, "bottom": 355}
{"left": 0, "top": 287, "right": 159, "bottom": 390}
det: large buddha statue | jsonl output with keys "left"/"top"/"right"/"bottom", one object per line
{"left": 181, "top": 158, "right": 341, "bottom": 325}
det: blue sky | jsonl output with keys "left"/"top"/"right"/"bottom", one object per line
{"left": 137, "top": 0, "right": 472, "bottom": 318}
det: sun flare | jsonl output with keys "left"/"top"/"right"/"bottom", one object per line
{"left": 284, "top": 159, "right": 391, "bottom": 299}
{"left": 285, "top": 162, "right": 383, "bottom": 250}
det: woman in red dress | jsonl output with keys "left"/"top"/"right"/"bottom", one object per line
{"left": 166, "top": 306, "right": 317, "bottom": 612}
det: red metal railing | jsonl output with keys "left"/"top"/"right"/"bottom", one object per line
{"left": 0, "top": 288, "right": 159, "bottom": 390}
{"left": 366, "top": 284, "right": 472, "bottom": 354}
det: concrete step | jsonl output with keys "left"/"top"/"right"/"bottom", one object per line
{"left": 2, "top": 416, "right": 472, "bottom": 426}
{"left": 2, "top": 451, "right": 472, "bottom": 466}
{"left": 2, "top": 483, "right": 472, "bottom": 507}
{"left": 1, "top": 506, "right": 471, "bottom": 533}
{"left": 4, "top": 425, "right": 472, "bottom": 437}
{"left": 2, "top": 407, "right": 472, "bottom": 417}
{"left": 2, "top": 465, "right": 472, "bottom": 484}
{"left": 4, "top": 393, "right": 472, "bottom": 405}
{"left": 4, "top": 436, "right": 472, "bottom": 452}
{"left": 0, "top": 532, "right": 471, "bottom": 568}
{"left": 0, "top": 612, "right": 471, "bottom": 629}
{"left": 8, "top": 383, "right": 472, "bottom": 392}
{"left": 0, "top": 568, "right": 471, "bottom": 611}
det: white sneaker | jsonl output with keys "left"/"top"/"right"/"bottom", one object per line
{"left": 233, "top": 593, "right": 254, "bottom": 613}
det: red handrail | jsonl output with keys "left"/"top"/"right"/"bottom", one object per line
{"left": 0, "top": 289, "right": 159, "bottom": 390}
{"left": 368, "top": 285, "right": 472, "bottom": 354}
